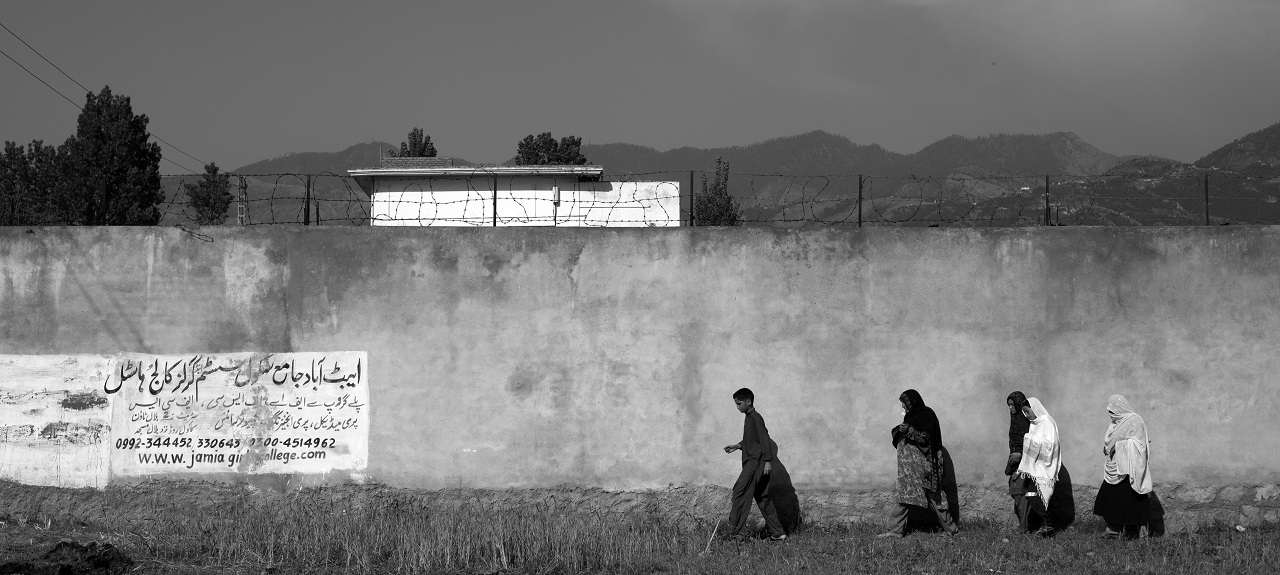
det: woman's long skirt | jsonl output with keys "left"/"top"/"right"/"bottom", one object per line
{"left": 1092, "top": 476, "right": 1150, "bottom": 526}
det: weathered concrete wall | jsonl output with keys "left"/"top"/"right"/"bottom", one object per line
{"left": 0, "top": 226, "right": 1278, "bottom": 511}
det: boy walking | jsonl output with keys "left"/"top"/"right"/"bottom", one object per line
{"left": 723, "top": 388, "right": 786, "bottom": 541}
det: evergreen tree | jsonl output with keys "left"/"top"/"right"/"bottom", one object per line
{"left": 515, "top": 132, "right": 588, "bottom": 165}
{"left": 390, "top": 127, "right": 437, "bottom": 157}
{"left": 187, "top": 162, "right": 233, "bottom": 225}
{"left": 56, "top": 86, "right": 164, "bottom": 225}
{"left": 0, "top": 140, "right": 61, "bottom": 225}
{"left": 695, "top": 157, "right": 742, "bottom": 226}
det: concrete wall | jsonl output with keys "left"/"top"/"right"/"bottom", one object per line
{"left": 0, "top": 226, "right": 1278, "bottom": 496}
{"left": 369, "top": 176, "right": 681, "bottom": 226}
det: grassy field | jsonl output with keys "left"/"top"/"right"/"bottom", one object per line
{"left": 2, "top": 494, "right": 1277, "bottom": 575}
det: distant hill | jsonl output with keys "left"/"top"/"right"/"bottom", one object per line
{"left": 581, "top": 131, "right": 1129, "bottom": 225}
{"left": 584, "top": 131, "right": 904, "bottom": 177}
{"left": 903, "top": 132, "right": 1119, "bottom": 177}
{"left": 583, "top": 130, "right": 1119, "bottom": 179}
{"left": 233, "top": 142, "right": 475, "bottom": 175}
{"left": 217, "top": 121, "right": 1280, "bottom": 227}
{"left": 1194, "top": 121, "right": 1280, "bottom": 176}
{"left": 234, "top": 142, "right": 391, "bottom": 175}
{"left": 1107, "top": 155, "right": 1191, "bottom": 176}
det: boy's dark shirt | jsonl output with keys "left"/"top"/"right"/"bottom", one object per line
{"left": 740, "top": 408, "right": 775, "bottom": 463}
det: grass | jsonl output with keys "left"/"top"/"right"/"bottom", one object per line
{"left": 2, "top": 486, "right": 1278, "bottom": 574}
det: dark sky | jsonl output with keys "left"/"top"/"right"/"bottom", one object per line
{"left": 2, "top": 0, "right": 1277, "bottom": 174}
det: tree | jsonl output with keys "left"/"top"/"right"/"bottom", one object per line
{"left": 0, "top": 87, "right": 164, "bottom": 226}
{"left": 187, "top": 162, "right": 232, "bottom": 225}
{"left": 695, "top": 157, "right": 742, "bottom": 226}
{"left": 515, "top": 132, "right": 588, "bottom": 165}
{"left": 390, "top": 127, "right": 437, "bottom": 157}
{"left": 56, "top": 86, "right": 164, "bottom": 225}
{"left": 0, "top": 140, "right": 61, "bottom": 225}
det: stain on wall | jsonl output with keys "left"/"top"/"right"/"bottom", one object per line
{"left": 60, "top": 392, "right": 108, "bottom": 411}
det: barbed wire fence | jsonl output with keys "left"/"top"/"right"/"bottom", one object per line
{"left": 160, "top": 172, "right": 371, "bottom": 227}
{"left": 154, "top": 170, "right": 1280, "bottom": 227}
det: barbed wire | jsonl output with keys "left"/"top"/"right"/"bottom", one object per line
{"left": 141, "top": 170, "right": 1280, "bottom": 228}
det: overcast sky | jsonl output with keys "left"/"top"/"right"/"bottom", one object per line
{"left": 2, "top": 0, "right": 1276, "bottom": 173}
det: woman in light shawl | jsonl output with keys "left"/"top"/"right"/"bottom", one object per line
{"left": 877, "top": 389, "right": 960, "bottom": 538}
{"left": 1092, "top": 394, "right": 1153, "bottom": 539}
{"left": 1014, "top": 397, "right": 1075, "bottom": 535}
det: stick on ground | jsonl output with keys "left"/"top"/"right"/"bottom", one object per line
{"left": 701, "top": 520, "right": 721, "bottom": 556}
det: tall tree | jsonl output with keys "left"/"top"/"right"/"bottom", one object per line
{"left": 187, "top": 162, "right": 233, "bottom": 225}
{"left": 56, "top": 86, "right": 164, "bottom": 225}
{"left": 515, "top": 132, "right": 588, "bottom": 165}
{"left": 391, "top": 127, "right": 437, "bottom": 157}
{"left": 695, "top": 157, "right": 742, "bottom": 226}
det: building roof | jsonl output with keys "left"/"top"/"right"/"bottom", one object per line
{"left": 379, "top": 156, "right": 456, "bottom": 169}
{"left": 348, "top": 165, "right": 604, "bottom": 178}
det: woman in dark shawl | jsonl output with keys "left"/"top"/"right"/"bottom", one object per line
{"left": 877, "top": 389, "right": 959, "bottom": 537}
{"left": 1006, "top": 391, "right": 1033, "bottom": 529}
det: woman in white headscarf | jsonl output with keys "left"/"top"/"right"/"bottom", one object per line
{"left": 1091, "top": 394, "right": 1153, "bottom": 539}
{"left": 1014, "top": 397, "right": 1075, "bottom": 536}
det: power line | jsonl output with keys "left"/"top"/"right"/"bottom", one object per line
{"left": 0, "top": 19, "right": 91, "bottom": 94}
{"left": 0, "top": 55, "right": 197, "bottom": 173}
{"left": 0, "top": 46, "right": 198, "bottom": 173}
{"left": 0, "top": 17, "right": 206, "bottom": 173}
{"left": 0, "top": 45, "right": 82, "bottom": 109}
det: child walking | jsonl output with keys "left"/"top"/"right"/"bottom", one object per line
{"left": 723, "top": 387, "right": 787, "bottom": 541}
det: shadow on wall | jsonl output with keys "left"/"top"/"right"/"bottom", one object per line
{"left": 769, "top": 440, "right": 802, "bottom": 534}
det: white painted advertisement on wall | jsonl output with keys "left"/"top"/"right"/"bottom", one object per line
{"left": 106, "top": 352, "right": 368, "bottom": 477}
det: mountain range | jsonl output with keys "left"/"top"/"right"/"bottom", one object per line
{"left": 162, "top": 121, "right": 1280, "bottom": 226}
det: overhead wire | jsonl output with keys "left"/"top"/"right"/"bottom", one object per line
{"left": 0, "top": 17, "right": 205, "bottom": 173}
{"left": 0, "top": 45, "right": 83, "bottom": 109}
{"left": 0, "top": 44, "right": 199, "bottom": 175}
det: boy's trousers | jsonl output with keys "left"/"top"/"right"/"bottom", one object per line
{"left": 728, "top": 459, "right": 785, "bottom": 538}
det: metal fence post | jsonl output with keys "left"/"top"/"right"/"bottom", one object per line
{"left": 689, "top": 170, "right": 697, "bottom": 226}
{"left": 303, "top": 175, "right": 312, "bottom": 225}
{"left": 1044, "top": 174, "right": 1051, "bottom": 226}
{"left": 857, "top": 174, "right": 863, "bottom": 228}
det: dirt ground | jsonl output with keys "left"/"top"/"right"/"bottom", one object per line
{"left": 0, "top": 524, "right": 134, "bottom": 575}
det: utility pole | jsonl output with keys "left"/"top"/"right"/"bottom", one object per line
{"left": 236, "top": 176, "right": 248, "bottom": 225}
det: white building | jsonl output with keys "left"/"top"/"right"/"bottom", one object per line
{"left": 349, "top": 157, "right": 682, "bottom": 226}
